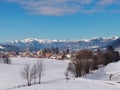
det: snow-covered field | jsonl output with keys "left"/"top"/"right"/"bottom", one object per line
{"left": 0, "top": 58, "right": 120, "bottom": 90}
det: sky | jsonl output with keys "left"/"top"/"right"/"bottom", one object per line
{"left": 0, "top": 0, "right": 120, "bottom": 42}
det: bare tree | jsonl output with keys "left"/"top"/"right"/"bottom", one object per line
{"left": 37, "top": 60, "right": 44, "bottom": 84}
{"left": 66, "top": 62, "right": 76, "bottom": 78}
{"left": 21, "top": 60, "right": 44, "bottom": 86}
{"left": 109, "top": 74, "right": 113, "bottom": 80}
{"left": 30, "top": 64, "right": 38, "bottom": 84}
{"left": 21, "top": 64, "right": 31, "bottom": 86}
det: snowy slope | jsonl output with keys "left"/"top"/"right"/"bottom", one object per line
{"left": 0, "top": 58, "right": 68, "bottom": 90}
{"left": 0, "top": 58, "right": 120, "bottom": 90}
{"left": 86, "top": 61, "right": 120, "bottom": 83}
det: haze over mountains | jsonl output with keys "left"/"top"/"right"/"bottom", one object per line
{"left": 0, "top": 36, "right": 120, "bottom": 52}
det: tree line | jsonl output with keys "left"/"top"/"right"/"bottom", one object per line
{"left": 66, "top": 46, "right": 120, "bottom": 78}
{"left": 0, "top": 55, "right": 11, "bottom": 64}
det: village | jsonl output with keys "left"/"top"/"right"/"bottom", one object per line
{"left": 0, "top": 48, "right": 72, "bottom": 60}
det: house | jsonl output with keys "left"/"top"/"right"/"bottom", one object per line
{"left": 66, "top": 54, "right": 71, "bottom": 59}
{"left": 44, "top": 53, "right": 52, "bottom": 58}
{"left": 37, "top": 50, "right": 43, "bottom": 55}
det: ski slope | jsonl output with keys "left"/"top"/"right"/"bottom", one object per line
{"left": 0, "top": 58, "right": 120, "bottom": 90}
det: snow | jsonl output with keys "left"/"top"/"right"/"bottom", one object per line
{"left": 90, "top": 36, "right": 119, "bottom": 41}
{"left": 11, "top": 40, "right": 19, "bottom": 43}
{"left": 104, "top": 36, "right": 119, "bottom": 40}
{"left": 21, "top": 38, "right": 59, "bottom": 43}
{"left": 0, "top": 58, "right": 120, "bottom": 90}
{"left": 91, "top": 46, "right": 100, "bottom": 49}
{"left": 82, "top": 39, "right": 90, "bottom": 42}
{"left": 105, "top": 62, "right": 120, "bottom": 74}
{"left": 0, "top": 46, "right": 4, "bottom": 49}
{"left": 86, "top": 61, "right": 120, "bottom": 82}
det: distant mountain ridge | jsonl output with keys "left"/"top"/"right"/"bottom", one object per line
{"left": 0, "top": 36, "right": 120, "bottom": 52}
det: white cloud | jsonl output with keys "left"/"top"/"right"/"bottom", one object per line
{"left": 26, "top": 5, "right": 80, "bottom": 16}
{"left": 1, "top": 0, "right": 120, "bottom": 16}
{"left": 2, "top": 0, "right": 92, "bottom": 16}
{"left": 20, "top": 0, "right": 81, "bottom": 16}
{"left": 97, "top": 0, "right": 120, "bottom": 5}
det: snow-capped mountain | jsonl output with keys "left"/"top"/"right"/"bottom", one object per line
{"left": 0, "top": 36, "right": 119, "bottom": 52}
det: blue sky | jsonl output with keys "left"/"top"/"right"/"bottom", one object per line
{"left": 0, "top": 0, "right": 120, "bottom": 42}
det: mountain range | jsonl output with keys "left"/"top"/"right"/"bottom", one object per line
{"left": 0, "top": 36, "right": 120, "bottom": 52}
